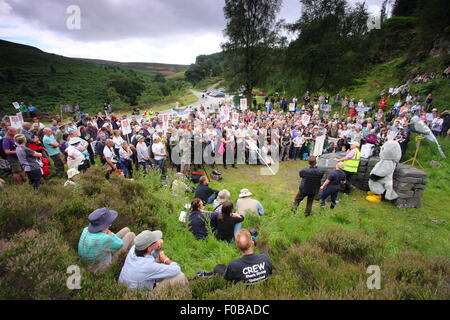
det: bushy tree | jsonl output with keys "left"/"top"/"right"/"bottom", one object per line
{"left": 392, "top": 0, "right": 419, "bottom": 17}
{"left": 138, "top": 83, "right": 163, "bottom": 105}
{"left": 286, "top": 0, "right": 369, "bottom": 94}
{"left": 222, "top": 0, "right": 283, "bottom": 102}
{"left": 107, "top": 74, "right": 145, "bottom": 105}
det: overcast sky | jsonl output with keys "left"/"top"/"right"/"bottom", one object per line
{"left": 0, "top": 0, "right": 387, "bottom": 65}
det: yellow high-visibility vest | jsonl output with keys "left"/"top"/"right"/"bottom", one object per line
{"left": 343, "top": 148, "right": 361, "bottom": 173}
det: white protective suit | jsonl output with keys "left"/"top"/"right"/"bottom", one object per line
{"left": 368, "top": 140, "right": 402, "bottom": 200}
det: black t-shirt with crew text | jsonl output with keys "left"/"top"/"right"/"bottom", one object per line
{"left": 224, "top": 253, "right": 272, "bottom": 284}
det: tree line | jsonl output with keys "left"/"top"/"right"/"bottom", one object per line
{"left": 187, "top": 0, "right": 449, "bottom": 104}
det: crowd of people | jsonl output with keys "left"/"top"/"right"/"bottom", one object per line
{"left": 2, "top": 87, "right": 449, "bottom": 191}
{"left": 0, "top": 84, "right": 449, "bottom": 291}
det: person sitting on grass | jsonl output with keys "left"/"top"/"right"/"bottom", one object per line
{"left": 188, "top": 198, "right": 218, "bottom": 240}
{"left": 213, "top": 189, "right": 231, "bottom": 214}
{"left": 118, "top": 230, "right": 188, "bottom": 292}
{"left": 216, "top": 202, "right": 244, "bottom": 243}
{"left": 235, "top": 188, "right": 264, "bottom": 236}
{"left": 78, "top": 208, "right": 136, "bottom": 273}
{"left": 194, "top": 175, "right": 219, "bottom": 205}
{"left": 198, "top": 229, "right": 273, "bottom": 284}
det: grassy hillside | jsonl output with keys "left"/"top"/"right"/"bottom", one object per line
{"left": 0, "top": 136, "right": 448, "bottom": 300}
{"left": 342, "top": 54, "right": 450, "bottom": 111}
{"left": 0, "top": 40, "right": 192, "bottom": 117}
{"left": 78, "top": 59, "right": 188, "bottom": 75}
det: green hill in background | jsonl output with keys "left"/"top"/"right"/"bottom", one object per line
{"left": 0, "top": 40, "right": 191, "bottom": 117}
{"left": 77, "top": 58, "right": 188, "bottom": 75}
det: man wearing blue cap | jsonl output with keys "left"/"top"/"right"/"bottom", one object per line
{"left": 78, "top": 208, "right": 135, "bottom": 272}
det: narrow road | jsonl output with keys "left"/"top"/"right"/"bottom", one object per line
{"left": 159, "top": 85, "right": 232, "bottom": 115}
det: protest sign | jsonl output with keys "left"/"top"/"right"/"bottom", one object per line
{"left": 161, "top": 114, "right": 170, "bottom": 129}
{"left": 313, "top": 134, "right": 326, "bottom": 157}
{"left": 172, "top": 107, "right": 190, "bottom": 118}
{"left": 16, "top": 112, "right": 24, "bottom": 125}
{"left": 328, "top": 137, "right": 339, "bottom": 145}
{"left": 231, "top": 112, "right": 239, "bottom": 125}
{"left": 240, "top": 98, "right": 247, "bottom": 111}
{"left": 90, "top": 141, "right": 97, "bottom": 155}
{"left": 289, "top": 103, "right": 295, "bottom": 112}
{"left": 12, "top": 102, "right": 20, "bottom": 110}
{"left": 220, "top": 107, "right": 230, "bottom": 123}
{"left": 400, "top": 105, "right": 410, "bottom": 114}
{"left": 121, "top": 119, "right": 132, "bottom": 135}
{"left": 60, "top": 104, "right": 80, "bottom": 113}
{"left": 9, "top": 116, "right": 22, "bottom": 129}
{"left": 301, "top": 114, "right": 311, "bottom": 126}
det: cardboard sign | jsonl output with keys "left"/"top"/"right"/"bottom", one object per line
{"left": 289, "top": 103, "right": 295, "bottom": 112}
{"left": 121, "top": 119, "right": 132, "bottom": 135}
{"left": 12, "top": 102, "right": 20, "bottom": 110}
{"left": 231, "top": 112, "right": 239, "bottom": 125}
{"left": 161, "top": 114, "right": 170, "bottom": 129}
{"left": 90, "top": 141, "right": 97, "bottom": 154}
{"left": 9, "top": 116, "right": 22, "bottom": 129}
{"left": 301, "top": 114, "right": 311, "bottom": 126}
{"left": 328, "top": 137, "right": 339, "bottom": 145}
{"left": 16, "top": 113, "right": 24, "bottom": 125}
{"left": 220, "top": 107, "right": 230, "bottom": 123}
{"left": 313, "top": 134, "right": 326, "bottom": 157}
{"left": 240, "top": 98, "right": 247, "bottom": 111}
{"left": 360, "top": 144, "right": 374, "bottom": 158}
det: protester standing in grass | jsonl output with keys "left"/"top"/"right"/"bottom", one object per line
{"left": 293, "top": 156, "right": 324, "bottom": 216}
{"left": 42, "top": 128, "right": 64, "bottom": 177}
{"left": 320, "top": 162, "right": 347, "bottom": 209}
{"left": 2, "top": 127, "right": 27, "bottom": 185}
{"left": 14, "top": 133, "right": 42, "bottom": 189}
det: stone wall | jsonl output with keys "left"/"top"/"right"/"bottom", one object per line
{"left": 317, "top": 153, "right": 428, "bottom": 208}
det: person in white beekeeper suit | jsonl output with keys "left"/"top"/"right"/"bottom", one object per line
{"left": 366, "top": 139, "right": 402, "bottom": 203}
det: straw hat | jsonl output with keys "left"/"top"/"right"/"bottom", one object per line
{"left": 239, "top": 188, "right": 253, "bottom": 198}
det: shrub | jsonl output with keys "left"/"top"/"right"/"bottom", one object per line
{"left": 312, "top": 227, "right": 383, "bottom": 264}
{"left": 381, "top": 251, "right": 450, "bottom": 299}
{"left": 0, "top": 184, "right": 55, "bottom": 238}
{"left": 280, "top": 242, "right": 365, "bottom": 294}
{"left": 0, "top": 229, "right": 79, "bottom": 299}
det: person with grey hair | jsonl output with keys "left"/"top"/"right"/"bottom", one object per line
{"left": 119, "top": 230, "right": 188, "bottom": 291}
{"left": 42, "top": 127, "right": 64, "bottom": 177}
{"left": 213, "top": 189, "right": 231, "bottom": 213}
